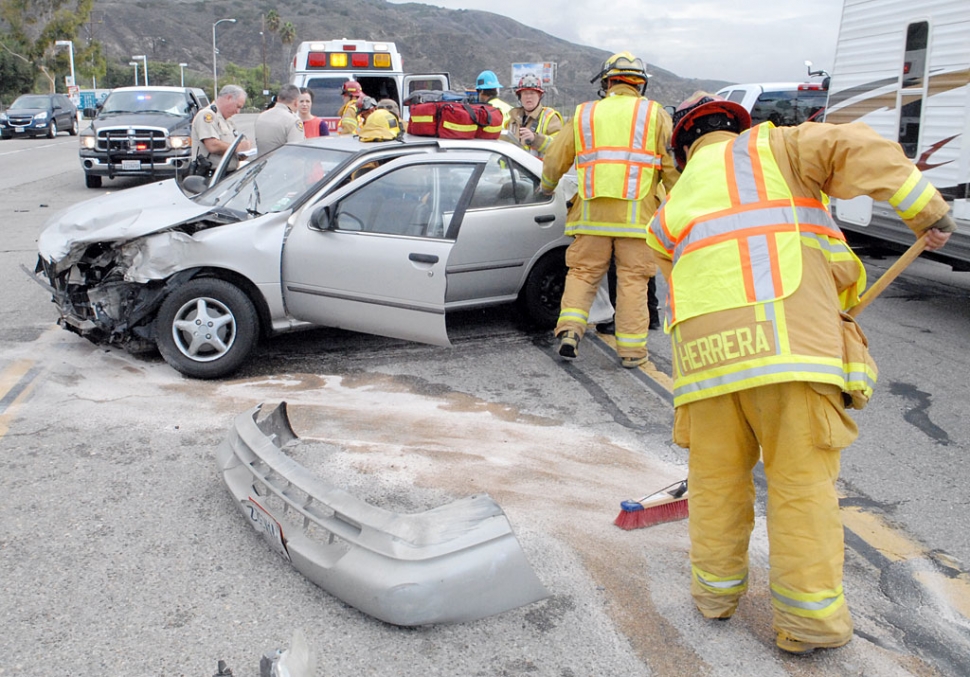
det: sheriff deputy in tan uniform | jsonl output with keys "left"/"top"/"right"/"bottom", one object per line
{"left": 254, "top": 84, "right": 304, "bottom": 157}
{"left": 190, "top": 84, "right": 251, "bottom": 172}
{"left": 646, "top": 91, "right": 955, "bottom": 655}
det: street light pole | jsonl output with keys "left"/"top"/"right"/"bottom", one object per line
{"left": 54, "top": 40, "right": 75, "bottom": 89}
{"left": 179, "top": 63, "right": 188, "bottom": 87}
{"left": 212, "top": 18, "right": 237, "bottom": 101}
{"left": 128, "top": 61, "right": 139, "bottom": 86}
{"left": 132, "top": 54, "right": 148, "bottom": 85}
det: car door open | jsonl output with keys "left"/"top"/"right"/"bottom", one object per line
{"left": 281, "top": 160, "right": 478, "bottom": 346}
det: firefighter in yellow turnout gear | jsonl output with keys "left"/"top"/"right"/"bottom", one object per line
{"left": 505, "top": 74, "right": 563, "bottom": 159}
{"left": 541, "top": 52, "right": 678, "bottom": 368}
{"left": 646, "top": 92, "right": 956, "bottom": 654}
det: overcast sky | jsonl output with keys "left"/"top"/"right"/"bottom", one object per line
{"left": 387, "top": 0, "right": 847, "bottom": 85}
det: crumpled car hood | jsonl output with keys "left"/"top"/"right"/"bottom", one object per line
{"left": 38, "top": 180, "right": 212, "bottom": 262}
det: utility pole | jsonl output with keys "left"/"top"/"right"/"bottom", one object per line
{"left": 261, "top": 14, "right": 268, "bottom": 96}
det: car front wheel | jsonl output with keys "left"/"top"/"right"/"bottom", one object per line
{"left": 69, "top": 117, "right": 79, "bottom": 136}
{"left": 85, "top": 173, "right": 102, "bottom": 188}
{"left": 156, "top": 278, "right": 259, "bottom": 379}
{"left": 518, "top": 249, "right": 567, "bottom": 328}
{"left": 47, "top": 120, "right": 57, "bottom": 138}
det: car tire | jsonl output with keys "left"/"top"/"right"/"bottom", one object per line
{"left": 69, "top": 116, "right": 79, "bottom": 136}
{"left": 155, "top": 278, "right": 259, "bottom": 379}
{"left": 518, "top": 249, "right": 567, "bottom": 328}
{"left": 47, "top": 120, "right": 57, "bottom": 138}
{"left": 85, "top": 173, "right": 102, "bottom": 188}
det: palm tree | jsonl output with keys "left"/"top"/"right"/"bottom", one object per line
{"left": 279, "top": 21, "right": 296, "bottom": 75}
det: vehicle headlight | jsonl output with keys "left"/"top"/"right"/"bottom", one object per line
{"left": 170, "top": 135, "right": 191, "bottom": 150}
{"left": 81, "top": 134, "right": 96, "bottom": 149}
{"left": 0, "top": 113, "right": 7, "bottom": 122}
{"left": 34, "top": 111, "right": 48, "bottom": 120}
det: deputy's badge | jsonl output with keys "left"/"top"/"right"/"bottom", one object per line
{"left": 297, "top": 120, "right": 304, "bottom": 132}
{"left": 203, "top": 112, "right": 214, "bottom": 123}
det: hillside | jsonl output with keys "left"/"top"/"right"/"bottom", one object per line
{"left": 89, "top": 0, "right": 727, "bottom": 108}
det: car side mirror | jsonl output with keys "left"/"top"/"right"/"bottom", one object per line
{"left": 83, "top": 107, "right": 97, "bottom": 119}
{"left": 181, "top": 175, "right": 208, "bottom": 195}
{"left": 310, "top": 205, "right": 334, "bottom": 231}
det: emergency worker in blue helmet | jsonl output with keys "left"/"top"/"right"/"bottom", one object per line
{"left": 475, "top": 69, "right": 512, "bottom": 124}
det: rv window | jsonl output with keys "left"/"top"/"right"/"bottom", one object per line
{"left": 901, "top": 21, "right": 929, "bottom": 89}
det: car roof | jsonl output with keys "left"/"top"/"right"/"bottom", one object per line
{"left": 717, "top": 82, "right": 811, "bottom": 93}
{"left": 298, "top": 134, "right": 542, "bottom": 167}
{"left": 108, "top": 86, "right": 193, "bottom": 94}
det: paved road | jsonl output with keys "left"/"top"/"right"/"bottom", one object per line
{"left": 1, "top": 126, "right": 969, "bottom": 676}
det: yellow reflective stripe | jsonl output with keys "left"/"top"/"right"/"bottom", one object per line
{"left": 771, "top": 582, "right": 845, "bottom": 619}
{"left": 564, "top": 221, "right": 647, "bottom": 237}
{"left": 767, "top": 301, "right": 789, "bottom": 354}
{"left": 558, "top": 307, "right": 589, "bottom": 324}
{"left": 410, "top": 114, "right": 434, "bottom": 124}
{"left": 441, "top": 120, "right": 478, "bottom": 133}
{"left": 673, "top": 356, "right": 846, "bottom": 406}
{"left": 541, "top": 173, "right": 557, "bottom": 192}
{"left": 615, "top": 332, "right": 647, "bottom": 349}
{"left": 889, "top": 167, "right": 935, "bottom": 220}
{"left": 692, "top": 564, "right": 748, "bottom": 595}
{"left": 844, "top": 361, "right": 877, "bottom": 394}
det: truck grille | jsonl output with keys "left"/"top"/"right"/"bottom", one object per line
{"left": 96, "top": 127, "right": 168, "bottom": 153}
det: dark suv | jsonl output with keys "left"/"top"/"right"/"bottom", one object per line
{"left": 0, "top": 93, "right": 79, "bottom": 139}
{"left": 79, "top": 86, "right": 210, "bottom": 188}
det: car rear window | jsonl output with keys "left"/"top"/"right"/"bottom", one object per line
{"left": 750, "top": 89, "right": 826, "bottom": 126}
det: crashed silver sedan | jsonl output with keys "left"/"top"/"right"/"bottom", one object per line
{"left": 32, "top": 136, "right": 573, "bottom": 378}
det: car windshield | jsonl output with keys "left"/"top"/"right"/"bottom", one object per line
{"left": 12, "top": 95, "right": 50, "bottom": 109}
{"left": 195, "top": 144, "right": 354, "bottom": 215}
{"left": 100, "top": 91, "right": 191, "bottom": 115}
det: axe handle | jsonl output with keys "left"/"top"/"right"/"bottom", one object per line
{"left": 847, "top": 234, "right": 928, "bottom": 318}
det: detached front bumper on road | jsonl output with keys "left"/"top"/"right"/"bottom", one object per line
{"left": 216, "top": 402, "right": 549, "bottom": 626}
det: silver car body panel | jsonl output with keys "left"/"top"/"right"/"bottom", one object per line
{"left": 216, "top": 402, "right": 550, "bottom": 626}
{"left": 38, "top": 179, "right": 210, "bottom": 261}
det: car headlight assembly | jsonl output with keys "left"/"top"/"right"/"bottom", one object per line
{"left": 169, "top": 135, "right": 191, "bottom": 150}
{"left": 0, "top": 113, "right": 7, "bottom": 122}
{"left": 81, "top": 135, "right": 96, "bottom": 149}
{"left": 34, "top": 111, "right": 48, "bottom": 120}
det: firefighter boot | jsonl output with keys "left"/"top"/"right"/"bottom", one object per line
{"left": 557, "top": 330, "right": 580, "bottom": 360}
{"left": 776, "top": 631, "right": 852, "bottom": 655}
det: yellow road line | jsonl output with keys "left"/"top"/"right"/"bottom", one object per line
{"left": 0, "top": 359, "right": 40, "bottom": 439}
{"left": 594, "top": 329, "right": 675, "bottom": 392}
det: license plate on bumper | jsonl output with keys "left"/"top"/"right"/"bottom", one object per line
{"left": 121, "top": 160, "right": 141, "bottom": 171}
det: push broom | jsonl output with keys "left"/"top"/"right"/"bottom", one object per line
{"left": 613, "top": 234, "right": 930, "bottom": 530}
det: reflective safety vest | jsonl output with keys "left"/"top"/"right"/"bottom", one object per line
{"left": 648, "top": 123, "right": 871, "bottom": 406}
{"left": 520, "top": 107, "right": 563, "bottom": 158}
{"left": 573, "top": 96, "right": 663, "bottom": 203}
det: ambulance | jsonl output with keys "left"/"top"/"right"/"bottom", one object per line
{"left": 289, "top": 39, "right": 450, "bottom": 133}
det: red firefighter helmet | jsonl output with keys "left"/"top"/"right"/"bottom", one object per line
{"left": 514, "top": 74, "right": 544, "bottom": 96}
{"left": 670, "top": 91, "right": 751, "bottom": 171}
{"left": 341, "top": 80, "right": 363, "bottom": 99}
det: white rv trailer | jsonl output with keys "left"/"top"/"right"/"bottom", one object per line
{"left": 825, "top": 0, "right": 970, "bottom": 270}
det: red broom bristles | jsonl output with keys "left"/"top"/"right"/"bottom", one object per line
{"left": 614, "top": 480, "right": 689, "bottom": 530}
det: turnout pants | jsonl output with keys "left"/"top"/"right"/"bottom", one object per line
{"left": 678, "top": 381, "right": 857, "bottom": 644}
{"left": 555, "top": 235, "right": 654, "bottom": 359}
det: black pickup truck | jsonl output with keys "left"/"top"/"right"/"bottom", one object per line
{"left": 79, "top": 86, "right": 210, "bottom": 188}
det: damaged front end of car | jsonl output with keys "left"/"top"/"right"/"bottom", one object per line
{"left": 32, "top": 240, "right": 196, "bottom": 354}
{"left": 217, "top": 402, "right": 550, "bottom": 626}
